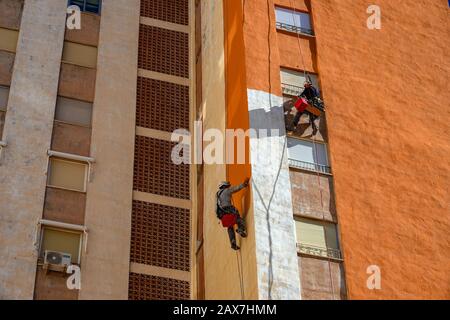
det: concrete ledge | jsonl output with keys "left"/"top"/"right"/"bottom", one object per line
{"left": 136, "top": 126, "right": 172, "bottom": 141}
{"left": 130, "top": 262, "right": 190, "bottom": 282}
{"left": 133, "top": 191, "right": 191, "bottom": 210}
{"left": 140, "top": 16, "right": 190, "bottom": 34}
{"left": 138, "top": 68, "right": 190, "bottom": 86}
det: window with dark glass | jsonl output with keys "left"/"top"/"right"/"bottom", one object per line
{"left": 68, "top": 0, "right": 101, "bottom": 14}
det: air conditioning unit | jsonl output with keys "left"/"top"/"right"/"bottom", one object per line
{"left": 44, "top": 250, "right": 72, "bottom": 272}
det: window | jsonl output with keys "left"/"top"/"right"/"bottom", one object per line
{"left": 287, "top": 137, "right": 330, "bottom": 174}
{"left": 55, "top": 96, "right": 92, "bottom": 127}
{"left": 48, "top": 158, "right": 88, "bottom": 192}
{"left": 295, "top": 218, "right": 341, "bottom": 259}
{"left": 62, "top": 41, "right": 98, "bottom": 68}
{"left": 0, "top": 86, "right": 9, "bottom": 111}
{"left": 40, "top": 227, "right": 82, "bottom": 264}
{"left": 275, "top": 7, "right": 313, "bottom": 36}
{"left": 0, "top": 28, "right": 19, "bottom": 53}
{"left": 280, "top": 68, "right": 319, "bottom": 97}
{"left": 68, "top": 0, "right": 101, "bottom": 14}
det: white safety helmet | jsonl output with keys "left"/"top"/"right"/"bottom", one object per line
{"left": 219, "top": 181, "right": 231, "bottom": 189}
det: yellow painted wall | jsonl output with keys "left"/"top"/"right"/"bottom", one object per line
{"left": 201, "top": 0, "right": 258, "bottom": 300}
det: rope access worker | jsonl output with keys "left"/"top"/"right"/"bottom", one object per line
{"left": 290, "top": 81, "right": 324, "bottom": 135}
{"left": 216, "top": 178, "right": 250, "bottom": 250}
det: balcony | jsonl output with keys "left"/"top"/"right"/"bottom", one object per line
{"left": 289, "top": 158, "right": 331, "bottom": 175}
{"left": 297, "top": 243, "right": 342, "bottom": 260}
{"left": 282, "top": 82, "right": 304, "bottom": 97}
{"left": 276, "top": 22, "right": 314, "bottom": 36}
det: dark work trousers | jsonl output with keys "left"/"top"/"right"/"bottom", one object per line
{"left": 221, "top": 206, "right": 246, "bottom": 246}
{"left": 292, "top": 110, "right": 318, "bottom": 133}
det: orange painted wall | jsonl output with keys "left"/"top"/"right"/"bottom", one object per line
{"left": 275, "top": 0, "right": 316, "bottom": 73}
{"left": 277, "top": 31, "right": 317, "bottom": 73}
{"left": 242, "top": 0, "right": 283, "bottom": 95}
{"left": 224, "top": 0, "right": 251, "bottom": 211}
{"left": 310, "top": 0, "right": 450, "bottom": 299}
{"left": 275, "top": 0, "right": 309, "bottom": 12}
{"left": 223, "top": 0, "right": 259, "bottom": 299}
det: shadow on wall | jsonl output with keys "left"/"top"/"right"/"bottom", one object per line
{"left": 248, "top": 105, "right": 287, "bottom": 137}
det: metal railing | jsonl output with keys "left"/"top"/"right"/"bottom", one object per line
{"left": 281, "top": 83, "right": 304, "bottom": 97}
{"left": 297, "top": 243, "right": 342, "bottom": 260}
{"left": 288, "top": 158, "right": 331, "bottom": 174}
{"left": 276, "top": 22, "right": 314, "bottom": 36}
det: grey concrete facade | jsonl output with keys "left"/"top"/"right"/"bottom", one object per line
{"left": 79, "top": 0, "right": 140, "bottom": 300}
{"left": 247, "top": 89, "right": 301, "bottom": 300}
{"left": 0, "top": 0, "right": 67, "bottom": 299}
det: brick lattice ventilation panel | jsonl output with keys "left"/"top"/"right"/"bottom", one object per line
{"left": 140, "top": 0, "right": 189, "bottom": 26}
{"left": 134, "top": 136, "right": 190, "bottom": 199}
{"left": 129, "top": 273, "right": 190, "bottom": 300}
{"left": 131, "top": 200, "right": 190, "bottom": 271}
{"left": 138, "top": 25, "right": 189, "bottom": 78}
{"left": 136, "top": 77, "right": 189, "bottom": 132}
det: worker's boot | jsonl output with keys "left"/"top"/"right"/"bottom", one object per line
{"left": 237, "top": 219, "right": 247, "bottom": 238}
{"left": 231, "top": 240, "right": 240, "bottom": 251}
{"left": 237, "top": 228, "right": 247, "bottom": 238}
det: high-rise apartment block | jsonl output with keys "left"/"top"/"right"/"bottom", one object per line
{"left": 0, "top": 0, "right": 448, "bottom": 300}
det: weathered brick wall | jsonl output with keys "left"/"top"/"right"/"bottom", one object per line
{"left": 129, "top": 0, "right": 191, "bottom": 300}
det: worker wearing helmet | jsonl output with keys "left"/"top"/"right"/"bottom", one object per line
{"left": 216, "top": 178, "right": 250, "bottom": 250}
{"left": 289, "top": 81, "right": 324, "bottom": 135}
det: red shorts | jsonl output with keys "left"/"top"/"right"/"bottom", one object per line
{"left": 221, "top": 213, "right": 237, "bottom": 228}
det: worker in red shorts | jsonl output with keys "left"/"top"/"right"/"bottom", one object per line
{"left": 216, "top": 178, "right": 250, "bottom": 250}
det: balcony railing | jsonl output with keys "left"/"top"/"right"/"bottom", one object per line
{"left": 281, "top": 83, "right": 304, "bottom": 97}
{"left": 276, "top": 22, "right": 314, "bottom": 36}
{"left": 288, "top": 158, "right": 331, "bottom": 174}
{"left": 297, "top": 243, "right": 342, "bottom": 260}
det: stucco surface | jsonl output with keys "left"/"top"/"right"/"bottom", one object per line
{"left": 0, "top": 0, "right": 24, "bottom": 30}
{"left": 0, "top": 0, "right": 67, "bottom": 299}
{"left": 51, "top": 122, "right": 91, "bottom": 157}
{"left": 34, "top": 268, "right": 79, "bottom": 300}
{"left": 277, "top": 32, "right": 317, "bottom": 73}
{"left": 247, "top": 89, "right": 301, "bottom": 299}
{"left": 65, "top": 12, "right": 100, "bottom": 47}
{"left": 290, "top": 169, "right": 336, "bottom": 222}
{"left": 0, "top": 51, "right": 15, "bottom": 87}
{"left": 79, "top": 0, "right": 140, "bottom": 300}
{"left": 202, "top": 0, "right": 251, "bottom": 300}
{"left": 242, "top": 0, "right": 283, "bottom": 96}
{"left": 43, "top": 187, "right": 86, "bottom": 226}
{"left": 224, "top": 0, "right": 259, "bottom": 300}
{"left": 311, "top": 0, "right": 450, "bottom": 299}
{"left": 58, "top": 63, "right": 96, "bottom": 103}
{"left": 275, "top": 0, "right": 309, "bottom": 12}
{"left": 298, "top": 256, "right": 346, "bottom": 300}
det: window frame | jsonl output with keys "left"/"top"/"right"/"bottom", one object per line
{"left": 54, "top": 96, "right": 93, "bottom": 128}
{"left": 68, "top": 0, "right": 102, "bottom": 15}
{"left": 294, "top": 217, "right": 342, "bottom": 260}
{"left": 287, "top": 136, "right": 331, "bottom": 174}
{"left": 47, "top": 157, "right": 89, "bottom": 193}
{"left": 275, "top": 6, "right": 314, "bottom": 36}
{"left": 280, "top": 68, "right": 320, "bottom": 97}
{"left": 39, "top": 226, "right": 83, "bottom": 265}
